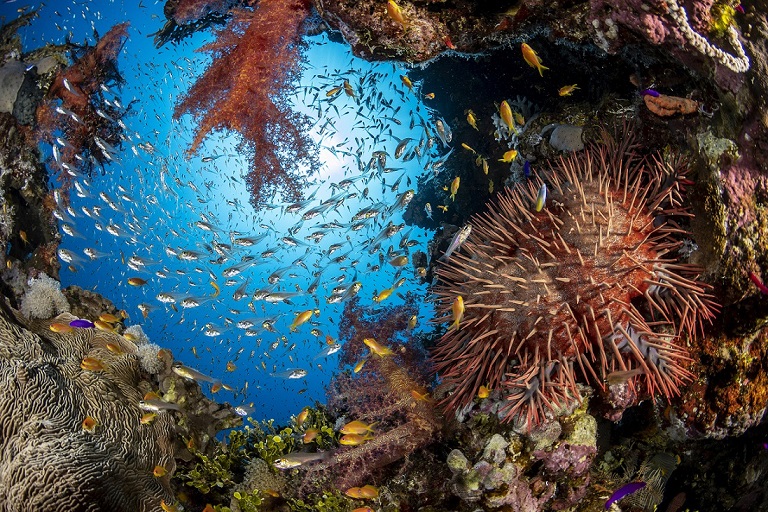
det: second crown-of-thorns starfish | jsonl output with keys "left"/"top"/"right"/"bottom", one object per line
{"left": 432, "top": 125, "right": 719, "bottom": 427}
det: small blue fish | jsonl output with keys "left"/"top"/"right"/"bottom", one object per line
{"left": 640, "top": 88, "right": 660, "bottom": 97}
{"left": 523, "top": 160, "right": 531, "bottom": 178}
{"left": 535, "top": 184, "right": 547, "bottom": 212}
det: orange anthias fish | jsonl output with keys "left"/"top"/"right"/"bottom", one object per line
{"left": 302, "top": 428, "right": 319, "bottom": 444}
{"left": 289, "top": 309, "right": 314, "bottom": 332}
{"left": 387, "top": 0, "right": 408, "bottom": 29}
{"left": 499, "top": 100, "right": 516, "bottom": 133}
{"left": 558, "top": 84, "right": 579, "bottom": 96}
{"left": 521, "top": 42, "right": 549, "bottom": 76}
{"left": 82, "top": 416, "right": 97, "bottom": 433}
{"left": 340, "top": 420, "right": 377, "bottom": 435}
{"left": 81, "top": 356, "right": 105, "bottom": 372}
{"left": 450, "top": 176, "right": 460, "bottom": 201}
{"left": 339, "top": 433, "right": 373, "bottom": 446}
{"left": 400, "top": 75, "right": 414, "bottom": 92}
{"left": 49, "top": 322, "right": 74, "bottom": 333}
{"left": 153, "top": 465, "right": 167, "bottom": 478}
{"left": 451, "top": 295, "right": 465, "bottom": 331}
{"left": 296, "top": 407, "right": 310, "bottom": 427}
{"left": 363, "top": 337, "right": 394, "bottom": 357}
{"left": 499, "top": 149, "right": 518, "bottom": 163}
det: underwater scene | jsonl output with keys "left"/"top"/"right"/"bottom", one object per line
{"left": 0, "top": 0, "right": 767, "bottom": 510}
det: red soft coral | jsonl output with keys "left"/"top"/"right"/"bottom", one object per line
{"left": 173, "top": 0, "right": 318, "bottom": 210}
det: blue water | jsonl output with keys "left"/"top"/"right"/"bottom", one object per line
{"left": 3, "top": 0, "right": 448, "bottom": 423}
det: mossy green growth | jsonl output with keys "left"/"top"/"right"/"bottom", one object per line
{"left": 232, "top": 490, "right": 265, "bottom": 512}
{"left": 293, "top": 404, "right": 339, "bottom": 449}
{"left": 709, "top": 1, "right": 737, "bottom": 37}
{"left": 251, "top": 419, "right": 297, "bottom": 463}
{"left": 180, "top": 446, "right": 238, "bottom": 495}
{"left": 288, "top": 490, "right": 352, "bottom": 512}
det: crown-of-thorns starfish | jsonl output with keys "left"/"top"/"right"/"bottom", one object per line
{"left": 432, "top": 126, "right": 718, "bottom": 426}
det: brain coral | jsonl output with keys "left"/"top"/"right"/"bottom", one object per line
{"left": 0, "top": 306, "right": 176, "bottom": 511}
{"left": 432, "top": 126, "right": 718, "bottom": 427}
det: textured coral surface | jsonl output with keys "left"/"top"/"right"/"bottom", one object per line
{"left": 0, "top": 307, "right": 175, "bottom": 511}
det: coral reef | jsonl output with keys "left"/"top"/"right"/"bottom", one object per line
{"left": 173, "top": 0, "right": 319, "bottom": 210}
{"left": 0, "top": 306, "right": 176, "bottom": 510}
{"left": 18, "top": 272, "right": 69, "bottom": 319}
{"left": 432, "top": 124, "right": 718, "bottom": 427}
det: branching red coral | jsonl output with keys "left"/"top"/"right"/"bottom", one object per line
{"left": 173, "top": 0, "right": 318, "bottom": 210}
{"left": 36, "top": 23, "right": 129, "bottom": 181}
{"left": 289, "top": 298, "right": 439, "bottom": 495}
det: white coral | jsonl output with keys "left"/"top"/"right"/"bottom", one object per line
{"left": 665, "top": 0, "right": 750, "bottom": 73}
{"left": 136, "top": 343, "right": 164, "bottom": 375}
{"left": 124, "top": 324, "right": 149, "bottom": 346}
{"left": 19, "top": 273, "right": 70, "bottom": 320}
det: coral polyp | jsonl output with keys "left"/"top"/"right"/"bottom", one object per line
{"left": 432, "top": 127, "right": 718, "bottom": 426}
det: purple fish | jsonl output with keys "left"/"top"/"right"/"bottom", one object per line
{"left": 641, "top": 89, "right": 660, "bottom": 97}
{"left": 523, "top": 160, "right": 531, "bottom": 178}
{"left": 69, "top": 319, "right": 95, "bottom": 329}
{"left": 605, "top": 481, "right": 646, "bottom": 509}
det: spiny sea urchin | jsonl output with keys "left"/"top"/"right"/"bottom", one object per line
{"left": 432, "top": 126, "right": 718, "bottom": 426}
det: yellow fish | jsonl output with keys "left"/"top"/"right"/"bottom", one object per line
{"left": 373, "top": 286, "right": 394, "bottom": 303}
{"left": 450, "top": 176, "right": 460, "bottom": 201}
{"left": 423, "top": 92, "right": 435, "bottom": 99}
{"left": 302, "top": 428, "right": 319, "bottom": 444}
{"left": 466, "top": 109, "right": 478, "bottom": 130}
{"left": 489, "top": 180, "right": 494, "bottom": 193}
{"left": 297, "top": 407, "right": 310, "bottom": 427}
{"left": 127, "top": 277, "right": 147, "bottom": 286}
{"left": 343, "top": 79, "right": 355, "bottom": 98}
{"left": 558, "top": 84, "right": 579, "bottom": 96}
{"left": 49, "top": 322, "right": 74, "bottom": 333}
{"left": 226, "top": 361, "right": 236, "bottom": 372}
{"left": 153, "top": 465, "right": 167, "bottom": 478}
{"left": 521, "top": 42, "right": 549, "bottom": 76}
{"left": 340, "top": 420, "right": 377, "bottom": 435}
{"left": 535, "top": 183, "right": 547, "bottom": 212}
{"left": 81, "top": 356, "right": 105, "bottom": 372}
{"left": 363, "top": 337, "right": 394, "bottom": 357}
{"left": 478, "top": 385, "right": 491, "bottom": 399}
{"left": 461, "top": 143, "right": 476, "bottom": 153}
{"left": 499, "top": 149, "right": 518, "bottom": 163}
{"left": 389, "top": 255, "right": 409, "bottom": 267}
{"left": 451, "top": 295, "right": 464, "bottom": 331}
{"left": 82, "top": 416, "right": 97, "bottom": 433}
{"left": 210, "top": 280, "right": 220, "bottom": 298}
{"left": 353, "top": 358, "right": 366, "bottom": 373}
{"left": 19, "top": 230, "right": 29, "bottom": 246}
{"left": 400, "top": 75, "right": 413, "bottom": 92}
{"left": 437, "top": 204, "right": 448, "bottom": 213}
{"left": 140, "top": 412, "right": 157, "bottom": 425}
{"left": 326, "top": 85, "right": 342, "bottom": 97}
{"left": 339, "top": 433, "right": 373, "bottom": 446}
{"left": 387, "top": 0, "right": 408, "bottom": 29}
{"left": 408, "top": 314, "right": 418, "bottom": 329}
{"left": 94, "top": 320, "right": 116, "bottom": 333}
{"left": 99, "top": 312, "right": 121, "bottom": 323}
{"left": 289, "top": 309, "right": 314, "bottom": 332}
{"left": 105, "top": 342, "right": 124, "bottom": 355}
{"left": 499, "top": 100, "right": 516, "bottom": 133}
